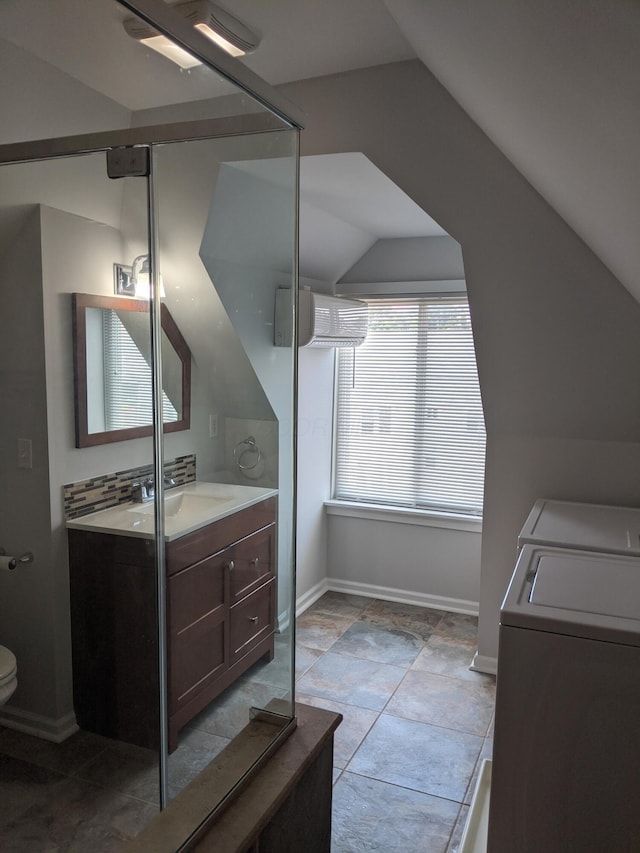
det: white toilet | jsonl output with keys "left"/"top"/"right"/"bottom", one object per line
{"left": 0, "top": 644, "right": 17, "bottom": 705}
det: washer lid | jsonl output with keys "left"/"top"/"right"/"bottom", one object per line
{"left": 518, "top": 499, "right": 640, "bottom": 555}
{"left": 501, "top": 545, "right": 640, "bottom": 645}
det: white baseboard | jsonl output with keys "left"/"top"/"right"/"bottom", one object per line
{"left": 324, "top": 577, "right": 479, "bottom": 617}
{"left": 0, "top": 706, "right": 78, "bottom": 743}
{"left": 470, "top": 652, "right": 498, "bottom": 676}
{"left": 295, "top": 577, "right": 329, "bottom": 616}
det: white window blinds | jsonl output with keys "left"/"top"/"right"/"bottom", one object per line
{"left": 334, "top": 296, "right": 486, "bottom": 516}
{"left": 103, "top": 309, "right": 178, "bottom": 431}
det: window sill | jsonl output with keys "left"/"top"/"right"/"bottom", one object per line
{"left": 324, "top": 500, "right": 482, "bottom": 533}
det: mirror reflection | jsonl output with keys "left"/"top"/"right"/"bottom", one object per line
{"left": 72, "top": 293, "right": 191, "bottom": 447}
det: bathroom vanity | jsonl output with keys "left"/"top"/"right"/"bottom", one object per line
{"left": 67, "top": 483, "right": 277, "bottom": 752}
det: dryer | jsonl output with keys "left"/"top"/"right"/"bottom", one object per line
{"left": 518, "top": 498, "right": 640, "bottom": 555}
{"left": 487, "top": 543, "right": 640, "bottom": 852}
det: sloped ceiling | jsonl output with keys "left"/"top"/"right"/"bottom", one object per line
{"left": 383, "top": 0, "right": 640, "bottom": 302}
{"left": 0, "top": 0, "right": 414, "bottom": 111}
{"left": 299, "top": 153, "right": 446, "bottom": 283}
{"left": 0, "top": 0, "right": 637, "bottom": 301}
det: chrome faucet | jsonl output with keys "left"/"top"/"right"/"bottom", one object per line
{"left": 131, "top": 478, "right": 155, "bottom": 503}
{"left": 131, "top": 475, "right": 177, "bottom": 503}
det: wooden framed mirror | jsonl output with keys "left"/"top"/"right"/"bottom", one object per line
{"left": 72, "top": 293, "right": 191, "bottom": 448}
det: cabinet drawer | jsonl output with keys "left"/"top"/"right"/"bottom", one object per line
{"left": 168, "top": 552, "right": 226, "bottom": 634}
{"left": 230, "top": 579, "right": 275, "bottom": 666}
{"left": 229, "top": 525, "right": 275, "bottom": 605}
{"left": 166, "top": 497, "right": 277, "bottom": 575}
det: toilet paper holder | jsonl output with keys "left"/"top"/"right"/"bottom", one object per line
{"left": 0, "top": 549, "right": 34, "bottom": 570}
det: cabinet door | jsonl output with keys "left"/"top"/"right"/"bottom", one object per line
{"left": 229, "top": 525, "right": 275, "bottom": 605}
{"left": 229, "top": 578, "right": 275, "bottom": 667}
{"left": 168, "top": 551, "right": 227, "bottom": 713}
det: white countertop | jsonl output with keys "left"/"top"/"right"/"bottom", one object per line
{"left": 66, "top": 481, "right": 277, "bottom": 542}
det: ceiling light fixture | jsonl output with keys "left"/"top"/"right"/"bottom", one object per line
{"left": 123, "top": 0, "right": 260, "bottom": 69}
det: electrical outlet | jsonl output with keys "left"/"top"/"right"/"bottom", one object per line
{"left": 209, "top": 413, "right": 219, "bottom": 438}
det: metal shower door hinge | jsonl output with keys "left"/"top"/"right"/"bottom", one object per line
{"left": 106, "top": 146, "right": 150, "bottom": 179}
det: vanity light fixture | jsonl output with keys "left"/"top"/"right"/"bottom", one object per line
{"left": 114, "top": 257, "right": 165, "bottom": 300}
{"left": 123, "top": 0, "right": 260, "bottom": 69}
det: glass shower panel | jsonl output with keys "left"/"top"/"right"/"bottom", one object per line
{"left": 151, "top": 127, "right": 298, "bottom": 802}
{"left": 0, "top": 151, "right": 162, "bottom": 841}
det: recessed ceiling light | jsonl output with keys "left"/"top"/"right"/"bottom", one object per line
{"left": 123, "top": 0, "right": 260, "bottom": 68}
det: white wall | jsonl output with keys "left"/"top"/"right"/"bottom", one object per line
{"left": 327, "top": 513, "right": 481, "bottom": 609}
{"left": 135, "top": 138, "right": 276, "bottom": 479}
{"left": 0, "top": 209, "right": 66, "bottom": 732}
{"left": 296, "top": 346, "right": 335, "bottom": 603}
{"left": 281, "top": 61, "right": 640, "bottom": 663}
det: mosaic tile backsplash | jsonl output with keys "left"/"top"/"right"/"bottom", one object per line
{"left": 63, "top": 454, "right": 196, "bottom": 520}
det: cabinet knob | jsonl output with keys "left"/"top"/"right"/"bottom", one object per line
{"left": 227, "top": 560, "right": 235, "bottom": 571}
{"left": 249, "top": 615, "right": 259, "bottom": 624}
{"left": 251, "top": 557, "right": 259, "bottom": 567}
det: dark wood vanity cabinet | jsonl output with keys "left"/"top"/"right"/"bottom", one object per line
{"left": 68, "top": 497, "right": 276, "bottom": 752}
{"left": 166, "top": 511, "right": 276, "bottom": 750}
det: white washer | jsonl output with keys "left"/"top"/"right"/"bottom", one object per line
{"left": 488, "top": 544, "right": 640, "bottom": 852}
{"left": 518, "top": 498, "right": 640, "bottom": 555}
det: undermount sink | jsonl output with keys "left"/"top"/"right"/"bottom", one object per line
{"left": 127, "top": 491, "right": 230, "bottom": 518}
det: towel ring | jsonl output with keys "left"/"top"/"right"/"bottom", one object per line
{"left": 234, "top": 436, "right": 262, "bottom": 471}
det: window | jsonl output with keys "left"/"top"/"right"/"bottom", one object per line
{"left": 334, "top": 296, "right": 486, "bottom": 517}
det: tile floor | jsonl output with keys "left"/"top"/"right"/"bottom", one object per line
{"left": 0, "top": 592, "right": 494, "bottom": 851}
{"left": 0, "top": 719, "right": 229, "bottom": 850}
{"left": 296, "top": 592, "right": 496, "bottom": 853}
{"left": 0, "top": 667, "right": 284, "bottom": 850}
